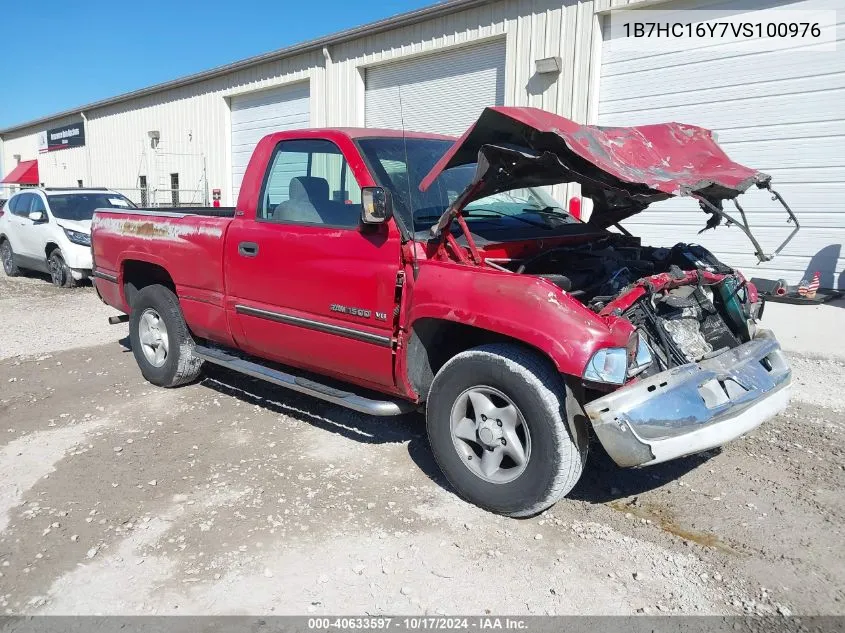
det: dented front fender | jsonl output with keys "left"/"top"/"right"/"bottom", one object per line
{"left": 407, "top": 260, "right": 635, "bottom": 377}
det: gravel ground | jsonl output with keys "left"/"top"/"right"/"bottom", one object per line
{"left": 0, "top": 275, "right": 842, "bottom": 616}
{"left": 0, "top": 274, "right": 125, "bottom": 361}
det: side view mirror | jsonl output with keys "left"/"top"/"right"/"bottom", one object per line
{"left": 28, "top": 210, "right": 47, "bottom": 223}
{"left": 361, "top": 187, "right": 392, "bottom": 225}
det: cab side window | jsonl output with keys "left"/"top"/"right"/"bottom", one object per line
{"left": 258, "top": 139, "right": 362, "bottom": 228}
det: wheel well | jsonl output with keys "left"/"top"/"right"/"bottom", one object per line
{"left": 122, "top": 260, "right": 176, "bottom": 308}
{"left": 407, "top": 318, "right": 551, "bottom": 400}
{"left": 45, "top": 242, "right": 60, "bottom": 259}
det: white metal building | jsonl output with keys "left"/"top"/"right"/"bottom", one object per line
{"left": 1, "top": 0, "right": 842, "bottom": 286}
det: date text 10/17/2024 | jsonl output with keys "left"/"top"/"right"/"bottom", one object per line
{"left": 307, "top": 617, "right": 529, "bottom": 631}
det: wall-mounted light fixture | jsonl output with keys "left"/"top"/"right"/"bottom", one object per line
{"left": 147, "top": 130, "right": 160, "bottom": 149}
{"left": 535, "top": 56, "right": 562, "bottom": 75}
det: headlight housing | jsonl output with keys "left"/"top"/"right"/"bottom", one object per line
{"left": 583, "top": 347, "right": 629, "bottom": 385}
{"left": 583, "top": 333, "right": 653, "bottom": 385}
{"left": 63, "top": 228, "right": 91, "bottom": 247}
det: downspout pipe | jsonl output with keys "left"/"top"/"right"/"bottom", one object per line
{"left": 80, "top": 111, "right": 92, "bottom": 187}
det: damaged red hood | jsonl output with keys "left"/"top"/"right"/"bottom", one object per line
{"left": 419, "top": 107, "right": 771, "bottom": 230}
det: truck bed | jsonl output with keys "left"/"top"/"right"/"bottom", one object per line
{"left": 91, "top": 207, "right": 232, "bottom": 324}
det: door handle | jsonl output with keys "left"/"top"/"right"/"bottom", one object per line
{"left": 238, "top": 242, "right": 259, "bottom": 257}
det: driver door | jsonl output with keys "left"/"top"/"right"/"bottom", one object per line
{"left": 225, "top": 138, "right": 403, "bottom": 390}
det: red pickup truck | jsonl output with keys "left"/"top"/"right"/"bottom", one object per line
{"left": 91, "top": 107, "right": 796, "bottom": 517}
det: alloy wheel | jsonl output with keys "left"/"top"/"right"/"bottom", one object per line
{"left": 138, "top": 308, "right": 170, "bottom": 368}
{"left": 49, "top": 256, "right": 65, "bottom": 286}
{"left": 449, "top": 386, "right": 531, "bottom": 484}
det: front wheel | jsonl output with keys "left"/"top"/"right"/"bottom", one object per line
{"left": 426, "top": 343, "right": 588, "bottom": 517}
{"left": 48, "top": 250, "right": 76, "bottom": 288}
{"left": 128, "top": 284, "right": 204, "bottom": 387}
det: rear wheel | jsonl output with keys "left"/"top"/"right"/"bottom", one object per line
{"left": 48, "top": 250, "right": 76, "bottom": 288}
{"left": 426, "top": 343, "right": 588, "bottom": 517}
{"left": 1, "top": 239, "right": 20, "bottom": 276}
{"left": 129, "top": 284, "right": 204, "bottom": 387}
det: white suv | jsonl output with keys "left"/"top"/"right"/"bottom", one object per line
{"left": 0, "top": 188, "right": 134, "bottom": 287}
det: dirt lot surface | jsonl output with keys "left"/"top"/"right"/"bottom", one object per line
{"left": 0, "top": 274, "right": 843, "bottom": 616}
{"left": 0, "top": 274, "right": 124, "bottom": 360}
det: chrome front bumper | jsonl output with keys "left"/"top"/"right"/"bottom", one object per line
{"left": 584, "top": 329, "right": 791, "bottom": 467}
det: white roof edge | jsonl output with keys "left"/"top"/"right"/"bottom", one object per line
{"left": 0, "top": 0, "right": 485, "bottom": 137}
{"left": 25, "top": 188, "right": 123, "bottom": 194}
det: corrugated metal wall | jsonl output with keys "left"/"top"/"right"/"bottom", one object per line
{"left": 596, "top": 0, "right": 845, "bottom": 287}
{"left": 0, "top": 0, "right": 605, "bottom": 206}
{"left": 364, "top": 38, "right": 507, "bottom": 135}
{"left": 77, "top": 50, "right": 321, "bottom": 206}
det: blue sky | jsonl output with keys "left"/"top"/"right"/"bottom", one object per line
{"left": 0, "top": 0, "right": 435, "bottom": 129}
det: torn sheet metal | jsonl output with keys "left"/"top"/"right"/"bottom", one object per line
{"left": 420, "top": 106, "right": 771, "bottom": 229}
{"left": 420, "top": 107, "right": 800, "bottom": 262}
{"left": 421, "top": 106, "right": 769, "bottom": 198}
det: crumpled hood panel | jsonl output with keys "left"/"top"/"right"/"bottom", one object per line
{"left": 420, "top": 107, "right": 771, "bottom": 226}
{"left": 56, "top": 218, "right": 92, "bottom": 235}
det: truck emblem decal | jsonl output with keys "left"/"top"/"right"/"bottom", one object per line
{"left": 375, "top": 311, "right": 387, "bottom": 321}
{"left": 330, "top": 304, "right": 371, "bottom": 319}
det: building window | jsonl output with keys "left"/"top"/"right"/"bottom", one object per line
{"left": 139, "top": 175, "right": 148, "bottom": 207}
{"left": 170, "top": 173, "right": 179, "bottom": 207}
{"left": 77, "top": 179, "right": 83, "bottom": 188}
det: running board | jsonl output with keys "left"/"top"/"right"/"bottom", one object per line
{"left": 194, "top": 345, "right": 415, "bottom": 416}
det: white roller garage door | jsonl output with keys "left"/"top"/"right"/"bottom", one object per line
{"left": 598, "top": 0, "right": 845, "bottom": 288}
{"left": 230, "top": 83, "right": 310, "bottom": 204}
{"left": 365, "top": 39, "right": 506, "bottom": 136}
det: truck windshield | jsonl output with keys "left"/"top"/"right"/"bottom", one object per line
{"left": 356, "top": 137, "right": 574, "bottom": 234}
{"left": 47, "top": 193, "right": 135, "bottom": 221}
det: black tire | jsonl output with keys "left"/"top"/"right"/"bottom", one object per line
{"left": 1, "top": 239, "right": 20, "bottom": 276}
{"left": 129, "top": 284, "right": 204, "bottom": 387}
{"left": 426, "top": 343, "right": 588, "bottom": 517}
{"left": 48, "top": 250, "right": 76, "bottom": 288}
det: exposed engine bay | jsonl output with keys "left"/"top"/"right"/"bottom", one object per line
{"left": 421, "top": 107, "right": 791, "bottom": 380}
{"left": 619, "top": 277, "right": 755, "bottom": 376}
{"left": 497, "top": 236, "right": 761, "bottom": 375}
